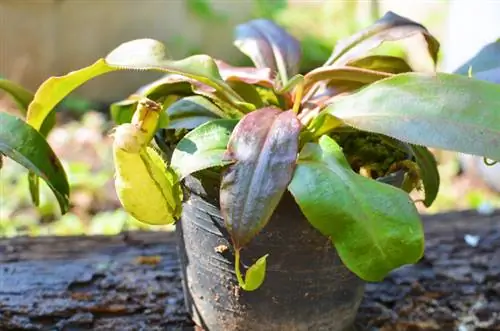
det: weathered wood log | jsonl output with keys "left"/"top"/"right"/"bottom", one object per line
{"left": 1, "top": 210, "right": 499, "bottom": 331}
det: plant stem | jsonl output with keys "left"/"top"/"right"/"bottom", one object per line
{"left": 234, "top": 248, "right": 245, "bottom": 287}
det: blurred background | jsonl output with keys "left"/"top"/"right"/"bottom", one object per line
{"left": 1, "top": 0, "right": 499, "bottom": 238}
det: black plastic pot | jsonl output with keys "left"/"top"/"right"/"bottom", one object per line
{"left": 175, "top": 175, "right": 365, "bottom": 331}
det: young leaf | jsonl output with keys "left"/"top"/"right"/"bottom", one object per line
{"left": 234, "top": 19, "right": 302, "bottom": 84}
{"left": 326, "top": 11, "right": 439, "bottom": 69}
{"left": 220, "top": 107, "right": 301, "bottom": 248}
{"left": 0, "top": 112, "right": 70, "bottom": 213}
{"left": 409, "top": 145, "right": 440, "bottom": 207}
{"left": 288, "top": 135, "right": 424, "bottom": 281}
{"left": 167, "top": 95, "right": 224, "bottom": 129}
{"left": 325, "top": 73, "right": 500, "bottom": 161}
{"left": 235, "top": 251, "right": 269, "bottom": 291}
{"left": 0, "top": 78, "right": 34, "bottom": 112}
{"left": 347, "top": 55, "right": 413, "bottom": 74}
{"left": 170, "top": 119, "right": 238, "bottom": 179}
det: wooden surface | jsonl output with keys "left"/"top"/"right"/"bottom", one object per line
{"left": 1, "top": 210, "right": 499, "bottom": 331}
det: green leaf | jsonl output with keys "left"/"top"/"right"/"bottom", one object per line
{"left": 220, "top": 107, "right": 301, "bottom": 248}
{"left": 27, "top": 39, "right": 250, "bottom": 132}
{"left": 326, "top": 11, "right": 439, "bottom": 70}
{"left": 303, "top": 66, "right": 392, "bottom": 96}
{"left": 171, "top": 119, "right": 238, "bottom": 179}
{"left": 110, "top": 99, "right": 138, "bottom": 125}
{"left": 0, "top": 78, "right": 33, "bottom": 112}
{"left": 235, "top": 251, "right": 269, "bottom": 291}
{"left": 167, "top": 95, "right": 224, "bottom": 129}
{"left": 234, "top": 19, "right": 302, "bottom": 84}
{"left": 105, "top": 39, "right": 249, "bottom": 110}
{"left": 0, "top": 112, "right": 70, "bottom": 213}
{"left": 227, "top": 81, "right": 264, "bottom": 108}
{"left": 409, "top": 145, "right": 440, "bottom": 207}
{"left": 288, "top": 135, "right": 424, "bottom": 281}
{"left": 0, "top": 78, "right": 56, "bottom": 207}
{"left": 325, "top": 73, "right": 500, "bottom": 161}
{"left": 347, "top": 55, "right": 413, "bottom": 74}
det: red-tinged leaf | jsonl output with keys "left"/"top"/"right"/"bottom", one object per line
{"left": 303, "top": 66, "right": 392, "bottom": 96}
{"left": 234, "top": 19, "right": 302, "bottom": 84}
{"left": 326, "top": 11, "right": 439, "bottom": 70}
{"left": 216, "top": 60, "right": 274, "bottom": 88}
{"left": 347, "top": 55, "right": 413, "bottom": 74}
{"left": 220, "top": 107, "right": 301, "bottom": 248}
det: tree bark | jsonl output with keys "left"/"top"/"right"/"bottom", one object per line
{"left": 1, "top": 210, "right": 499, "bottom": 331}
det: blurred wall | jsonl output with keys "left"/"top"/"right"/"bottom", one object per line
{"left": 0, "top": 0, "right": 253, "bottom": 102}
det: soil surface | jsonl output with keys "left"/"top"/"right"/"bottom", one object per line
{"left": 1, "top": 210, "right": 499, "bottom": 331}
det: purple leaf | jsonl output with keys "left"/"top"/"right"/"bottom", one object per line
{"left": 220, "top": 107, "right": 301, "bottom": 248}
{"left": 327, "top": 11, "right": 439, "bottom": 69}
{"left": 234, "top": 19, "right": 302, "bottom": 84}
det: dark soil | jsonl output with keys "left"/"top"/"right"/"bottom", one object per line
{"left": 0, "top": 210, "right": 499, "bottom": 331}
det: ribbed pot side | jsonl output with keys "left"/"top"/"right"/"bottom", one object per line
{"left": 175, "top": 175, "right": 365, "bottom": 331}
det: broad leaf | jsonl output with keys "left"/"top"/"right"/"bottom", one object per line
{"left": 27, "top": 39, "right": 249, "bottom": 132}
{"left": 454, "top": 39, "right": 500, "bottom": 75}
{"left": 106, "top": 39, "right": 248, "bottom": 109}
{"left": 409, "top": 145, "right": 439, "bottom": 207}
{"left": 167, "top": 96, "right": 224, "bottom": 129}
{"left": 220, "top": 107, "right": 301, "bottom": 248}
{"left": 347, "top": 55, "right": 413, "bottom": 74}
{"left": 325, "top": 73, "right": 500, "bottom": 161}
{"left": 170, "top": 119, "right": 238, "bottom": 179}
{"left": 288, "top": 135, "right": 424, "bottom": 281}
{"left": 0, "top": 78, "right": 56, "bottom": 207}
{"left": 0, "top": 112, "right": 70, "bottom": 213}
{"left": 234, "top": 19, "right": 302, "bottom": 84}
{"left": 303, "top": 66, "right": 392, "bottom": 96}
{"left": 0, "top": 78, "right": 33, "bottom": 112}
{"left": 242, "top": 254, "right": 269, "bottom": 291}
{"left": 326, "top": 11, "right": 439, "bottom": 69}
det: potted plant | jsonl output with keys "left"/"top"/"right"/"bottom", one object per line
{"left": 2, "top": 12, "right": 499, "bottom": 331}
